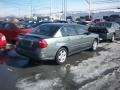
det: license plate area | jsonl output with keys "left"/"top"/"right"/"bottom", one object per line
{"left": 20, "top": 40, "right": 33, "bottom": 47}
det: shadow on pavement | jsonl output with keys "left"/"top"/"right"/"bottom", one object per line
{"left": 0, "top": 45, "right": 109, "bottom": 69}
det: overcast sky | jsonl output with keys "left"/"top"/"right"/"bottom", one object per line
{"left": 0, "top": 0, "right": 120, "bottom": 17}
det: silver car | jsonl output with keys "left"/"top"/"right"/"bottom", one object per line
{"left": 16, "top": 23, "right": 99, "bottom": 64}
{"left": 88, "top": 22, "right": 120, "bottom": 42}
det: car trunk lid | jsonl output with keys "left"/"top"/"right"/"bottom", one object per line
{"left": 18, "top": 34, "right": 49, "bottom": 49}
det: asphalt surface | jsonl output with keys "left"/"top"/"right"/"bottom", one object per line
{"left": 0, "top": 41, "right": 120, "bottom": 90}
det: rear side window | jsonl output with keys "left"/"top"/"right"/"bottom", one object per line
{"left": 93, "top": 22, "right": 112, "bottom": 28}
{"left": 75, "top": 26, "right": 87, "bottom": 35}
{"left": 61, "top": 26, "right": 77, "bottom": 36}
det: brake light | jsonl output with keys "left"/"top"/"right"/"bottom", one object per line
{"left": 88, "top": 29, "right": 93, "bottom": 32}
{"left": 38, "top": 39, "right": 48, "bottom": 48}
{"left": 88, "top": 28, "right": 108, "bottom": 33}
{"left": 100, "top": 29, "right": 108, "bottom": 33}
{"left": 1, "top": 36, "right": 6, "bottom": 41}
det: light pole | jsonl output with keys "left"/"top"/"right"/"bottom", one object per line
{"left": 50, "top": 0, "right": 52, "bottom": 19}
{"left": 14, "top": 7, "right": 21, "bottom": 17}
{"left": 18, "top": 8, "right": 20, "bottom": 17}
{"left": 30, "top": 0, "right": 33, "bottom": 18}
{"left": 85, "top": 0, "right": 91, "bottom": 20}
{"left": 63, "top": 0, "right": 67, "bottom": 20}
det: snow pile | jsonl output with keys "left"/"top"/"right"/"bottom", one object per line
{"left": 16, "top": 41, "right": 120, "bottom": 90}
{"left": 16, "top": 78, "right": 62, "bottom": 90}
{"left": 70, "top": 41, "right": 120, "bottom": 85}
{"left": 79, "top": 68, "right": 120, "bottom": 90}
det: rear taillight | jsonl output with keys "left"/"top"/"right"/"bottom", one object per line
{"left": 88, "top": 28, "right": 108, "bottom": 33}
{"left": 88, "top": 29, "right": 93, "bottom": 32}
{"left": 1, "top": 36, "right": 6, "bottom": 41}
{"left": 38, "top": 39, "right": 48, "bottom": 48}
{"left": 100, "top": 29, "right": 108, "bottom": 33}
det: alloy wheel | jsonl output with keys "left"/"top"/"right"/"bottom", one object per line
{"left": 55, "top": 48, "right": 67, "bottom": 64}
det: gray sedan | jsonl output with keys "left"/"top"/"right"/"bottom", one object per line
{"left": 16, "top": 23, "right": 99, "bottom": 64}
{"left": 88, "top": 22, "right": 120, "bottom": 42}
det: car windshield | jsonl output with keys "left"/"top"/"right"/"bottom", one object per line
{"left": 16, "top": 22, "right": 31, "bottom": 29}
{"left": 31, "top": 25, "right": 61, "bottom": 36}
{"left": 93, "top": 22, "right": 112, "bottom": 28}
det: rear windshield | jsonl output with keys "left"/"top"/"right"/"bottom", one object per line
{"left": 31, "top": 25, "right": 61, "bottom": 36}
{"left": 92, "top": 22, "right": 112, "bottom": 28}
{"left": 16, "top": 22, "right": 31, "bottom": 29}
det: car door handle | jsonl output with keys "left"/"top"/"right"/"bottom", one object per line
{"left": 80, "top": 37, "right": 84, "bottom": 39}
{"left": 67, "top": 38, "right": 71, "bottom": 41}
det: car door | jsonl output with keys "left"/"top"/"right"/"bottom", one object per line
{"left": 114, "top": 23, "right": 120, "bottom": 38}
{"left": 61, "top": 25, "right": 80, "bottom": 54}
{"left": 75, "top": 25, "right": 93, "bottom": 49}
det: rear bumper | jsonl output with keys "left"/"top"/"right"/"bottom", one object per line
{"left": 16, "top": 47, "right": 55, "bottom": 61}
{"left": 98, "top": 33, "right": 112, "bottom": 40}
{"left": 0, "top": 41, "right": 7, "bottom": 49}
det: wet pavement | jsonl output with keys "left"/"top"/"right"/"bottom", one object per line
{"left": 0, "top": 41, "right": 120, "bottom": 90}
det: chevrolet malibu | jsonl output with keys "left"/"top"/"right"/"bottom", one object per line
{"left": 88, "top": 22, "right": 120, "bottom": 42}
{"left": 16, "top": 23, "right": 99, "bottom": 64}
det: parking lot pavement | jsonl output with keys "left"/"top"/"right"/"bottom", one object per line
{"left": 0, "top": 41, "right": 120, "bottom": 90}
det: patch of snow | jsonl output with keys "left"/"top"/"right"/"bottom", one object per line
{"left": 16, "top": 78, "right": 62, "bottom": 90}
{"left": 70, "top": 41, "right": 120, "bottom": 85}
{"left": 16, "top": 41, "right": 120, "bottom": 90}
{"left": 79, "top": 68, "right": 120, "bottom": 90}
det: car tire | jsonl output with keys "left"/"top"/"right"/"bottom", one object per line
{"left": 55, "top": 48, "right": 67, "bottom": 65}
{"left": 91, "top": 39, "right": 98, "bottom": 51}
{"left": 110, "top": 34, "right": 115, "bottom": 42}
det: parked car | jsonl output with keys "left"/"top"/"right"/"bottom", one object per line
{"left": 93, "top": 19, "right": 102, "bottom": 24}
{"left": 77, "top": 21, "right": 89, "bottom": 25}
{"left": 0, "top": 21, "right": 31, "bottom": 43}
{"left": 88, "top": 22, "right": 120, "bottom": 42}
{"left": 16, "top": 23, "right": 99, "bottom": 64}
{"left": 0, "top": 33, "right": 7, "bottom": 49}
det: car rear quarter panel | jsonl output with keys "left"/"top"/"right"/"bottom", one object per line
{"left": 44, "top": 37, "right": 69, "bottom": 59}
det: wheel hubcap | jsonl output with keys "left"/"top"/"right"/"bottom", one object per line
{"left": 112, "top": 35, "right": 115, "bottom": 41}
{"left": 93, "top": 41, "right": 97, "bottom": 50}
{"left": 58, "top": 50, "right": 67, "bottom": 63}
